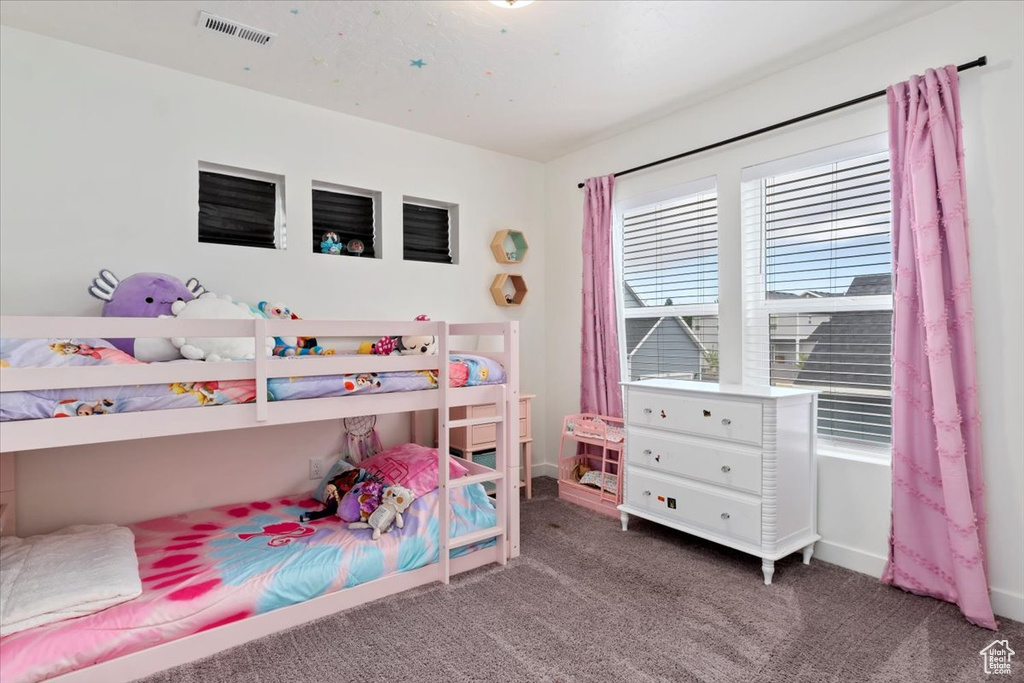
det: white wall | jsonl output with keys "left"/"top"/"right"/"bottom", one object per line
{"left": 544, "top": 0, "right": 1023, "bottom": 621}
{"left": 0, "top": 27, "right": 546, "bottom": 533}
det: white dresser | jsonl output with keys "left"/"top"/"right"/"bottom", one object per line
{"left": 619, "top": 379, "right": 819, "bottom": 584}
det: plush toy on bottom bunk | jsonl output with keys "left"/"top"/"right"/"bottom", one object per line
{"left": 300, "top": 467, "right": 363, "bottom": 523}
{"left": 166, "top": 293, "right": 274, "bottom": 362}
{"left": 347, "top": 485, "right": 415, "bottom": 540}
{"left": 255, "top": 301, "right": 333, "bottom": 356}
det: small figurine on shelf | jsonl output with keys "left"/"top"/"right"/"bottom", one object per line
{"left": 320, "top": 232, "right": 342, "bottom": 255}
{"left": 506, "top": 251, "right": 518, "bottom": 261}
{"left": 346, "top": 239, "right": 365, "bottom": 256}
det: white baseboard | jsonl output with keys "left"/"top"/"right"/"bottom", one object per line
{"left": 991, "top": 588, "right": 1024, "bottom": 623}
{"left": 813, "top": 540, "right": 1024, "bottom": 623}
{"left": 532, "top": 463, "right": 557, "bottom": 479}
{"left": 814, "top": 539, "right": 887, "bottom": 578}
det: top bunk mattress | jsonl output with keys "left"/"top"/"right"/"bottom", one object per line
{"left": 0, "top": 482, "right": 496, "bottom": 683}
{"left": 0, "top": 338, "right": 505, "bottom": 422}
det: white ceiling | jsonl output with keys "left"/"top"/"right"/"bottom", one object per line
{"left": 0, "top": 0, "right": 952, "bottom": 161}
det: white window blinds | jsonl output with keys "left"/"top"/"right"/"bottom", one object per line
{"left": 620, "top": 180, "right": 719, "bottom": 382}
{"left": 743, "top": 136, "right": 892, "bottom": 452}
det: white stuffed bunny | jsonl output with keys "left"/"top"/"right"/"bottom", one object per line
{"left": 167, "top": 293, "right": 274, "bottom": 362}
{"left": 348, "top": 485, "right": 415, "bottom": 540}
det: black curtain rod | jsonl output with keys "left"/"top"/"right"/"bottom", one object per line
{"left": 576, "top": 56, "right": 988, "bottom": 189}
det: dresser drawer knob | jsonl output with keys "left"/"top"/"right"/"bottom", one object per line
{"left": 721, "top": 418, "right": 732, "bottom": 426}
{"left": 643, "top": 490, "right": 652, "bottom": 497}
{"left": 720, "top": 512, "right": 731, "bottom": 520}
{"left": 643, "top": 449, "right": 652, "bottom": 456}
{"left": 721, "top": 465, "right": 731, "bottom": 473}
{"left": 654, "top": 454, "right": 661, "bottom": 462}
{"left": 643, "top": 408, "right": 653, "bottom": 415}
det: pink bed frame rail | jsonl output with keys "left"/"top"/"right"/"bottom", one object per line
{"left": 0, "top": 316, "right": 521, "bottom": 683}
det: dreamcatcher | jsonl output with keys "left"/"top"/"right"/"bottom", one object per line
{"left": 342, "top": 415, "right": 383, "bottom": 464}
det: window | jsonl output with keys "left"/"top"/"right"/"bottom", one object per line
{"left": 618, "top": 178, "right": 719, "bottom": 382}
{"left": 743, "top": 135, "right": 892, "bottom": 452}
{"left": 198, "top": 163, "right": 285, "bottom": 249}
{"left": 403, "top": 197, "right": 457, "bottom": 264}
{"left": 312, "top": 182, "right": 379, "bottom": 258}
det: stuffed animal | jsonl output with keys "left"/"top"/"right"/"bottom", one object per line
{"left": 395, "top": 335, "right": 437, "bottom": 355}
{"left": 299, "top": 467, "right": 363, "bottom": 523}
{"left": 88, "top": 270, "right": 205, "bottom": 361}
{"left": 357, "top": 315, "right": 436, "bottom": 356}
{"left": 166, "top": 293, "right": 273, "bottom": 362}
{"left": 256, "top": 301, "right": 333, "bottom": 356}
{"left": 320, "top": 232, "right": 342, "bottom": 255}
{"left": 347, "top": 485, "right": 415, "bottom": 540}
{"left": 337, "top": 479, "right": 387, "bottom": 523}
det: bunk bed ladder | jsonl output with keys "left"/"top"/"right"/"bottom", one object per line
{"left": 448, "top": 386, "right": 508, "bottom": 564}
{"left": 437, "top": 323, "right": 516, "bottom": 584}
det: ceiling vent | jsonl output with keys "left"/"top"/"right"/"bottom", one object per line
{"left": 197, "top": 11, "right": 276, "bottom": 47}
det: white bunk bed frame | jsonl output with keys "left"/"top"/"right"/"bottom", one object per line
{"left": 0, "top": 316, "right": 520, "bottom": 683}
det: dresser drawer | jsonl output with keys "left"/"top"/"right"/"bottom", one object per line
{"left": 627, "top": 391, "right": 762, "bottom": 446}
{"left": 628, "top": 430, "right": 761, "bottom": 494}
{"left": 471, "top": 424, "right": 496, "bottom": 446}
{"left": 626, "top": 469, "right": 761, "bottom": 545}
{"left": 459, "top": 399, "right": 530, "bottom": 448}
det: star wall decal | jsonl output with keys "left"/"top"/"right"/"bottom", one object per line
{"left": 290, "top": 8, "right": 300, "bottom": 15}
{"left": 313, "top": 56, "right": 327, "bottom": 67}
{"left": 373, "top": 8, "right": 382, "bottom": 16}
{"left": 500, "top": 28, "right": 508, "bottom": 34}
{"left": 410, "top": 59, "right": 427, "bottom": 68}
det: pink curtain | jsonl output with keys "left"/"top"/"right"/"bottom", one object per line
{"left": 882, "top": 66, "right": 995, "bottom": 629}
{"left": 580, "top": 175, "right": 623, "bottom": 418}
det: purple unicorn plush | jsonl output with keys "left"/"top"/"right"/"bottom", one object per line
{"left": 88, "top": 270, "right": 205, "bottom": 361}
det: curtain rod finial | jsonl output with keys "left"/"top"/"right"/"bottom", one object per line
{"left": 577, "top": 182, "right": 585, "bottom": 189}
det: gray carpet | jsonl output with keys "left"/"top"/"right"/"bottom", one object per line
{"left": 142, "top": 478, "right": 1023, "bottom": 683}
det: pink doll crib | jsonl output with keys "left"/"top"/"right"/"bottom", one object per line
{"left": 556, "top": 413, "right": 624, "bottom": 518}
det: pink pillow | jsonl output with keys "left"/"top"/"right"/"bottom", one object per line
{"left": 359, "top": 443, "right": 469, "bottom": 497}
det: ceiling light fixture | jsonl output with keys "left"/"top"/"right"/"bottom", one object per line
{"left": 489, "top": 0, "right": 534, "bottom": 8}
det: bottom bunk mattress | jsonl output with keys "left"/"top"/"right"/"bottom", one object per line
{"left": 0, "top": 338, "right": 504, "bottom": 422}
{"left": 0, "top": 484, "right": 496, "bottom": 683}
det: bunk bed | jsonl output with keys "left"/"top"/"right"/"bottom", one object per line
{"left": 0, "top": 316, "right": 521, "bottom": 683}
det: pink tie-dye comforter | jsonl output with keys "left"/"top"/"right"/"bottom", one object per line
{"left": 0, "top": 485, "right": 495, "bottom": 683}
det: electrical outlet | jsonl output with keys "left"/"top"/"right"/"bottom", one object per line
{"left": 309, "top": 458, "right": 324, "bottom": 480}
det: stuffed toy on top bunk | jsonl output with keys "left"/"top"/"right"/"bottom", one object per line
{"left": 255, "top": 301, "right": 333, "bottom": 357}
{"left": 88, "top": 269, "right": 205, "bottom": 362}
{"left": 166, "top": 293, "right": 274, "bottom": 362}
{"left": 357, "top": 314, "right": 437, "bottom": 356}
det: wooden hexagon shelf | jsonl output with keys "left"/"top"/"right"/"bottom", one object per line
{"left": 490, "top": 229, "right": 529, "bottom": 264}
{"left": 490, "top": 273, "right": 528, "bottom": 306}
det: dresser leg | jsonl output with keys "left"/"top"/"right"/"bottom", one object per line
{"left": 762, "top": 559, "right": 775, "bottom": 585}
{"left": 619, "top": 511, "right": 629, "bottom": 532}
{"left": 802, "top": 543, "right": 815, "bottom": 565}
